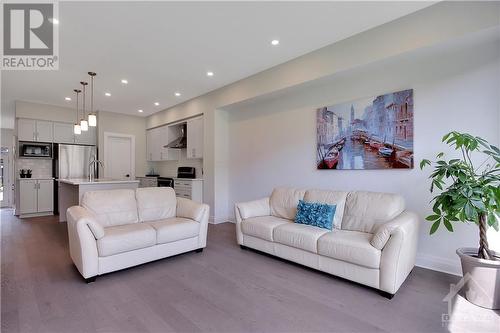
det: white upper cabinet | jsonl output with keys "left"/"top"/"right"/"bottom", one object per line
{"left": 146, "top": 127, "right": 162, "bottom": 161}
{"left": 36, "top": 120, "right": 54, "bottom": 142}
{"left": 75, "top": 126, "right": 96, "bottom": 145}
{"left": 17, "top": 119, "right": 37, "bottom": 141}
{"left": 18, "top": 119, "right": 54, "bottom": 142}
{"left": 147, "top": 126, "right": 180, "bottom": 162}
{"left": 187, "top": 117, "right": 203, "bottom": 159}
{"left": 18, "top": 118, "right": 96, "bottom": 145}
{"left": 53, "top": 122, "right": 75, "bottom": 143}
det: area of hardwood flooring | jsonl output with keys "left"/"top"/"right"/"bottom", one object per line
{"left": 1, "top": 209, "right": 498, "bottom": 333}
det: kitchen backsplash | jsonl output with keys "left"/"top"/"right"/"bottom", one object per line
{"left": 150, "top": 150, "right": 203, "bottom": 178}
{"left": 17, "top": 159, "right": 52, "bottom": 178}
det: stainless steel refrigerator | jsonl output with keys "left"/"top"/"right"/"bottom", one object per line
{"left": 53, "top": 144, "right": 97, "bottom": 214}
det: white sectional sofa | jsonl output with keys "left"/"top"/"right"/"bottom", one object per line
{"left": 235, "top": 188, "right": 419, "bottom": 298}
{"left": 67, "top": 187, "right": 209, "bottom": 282}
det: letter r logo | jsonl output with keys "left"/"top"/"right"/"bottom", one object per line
{"left": 3, "top": 3, "right": 53, "bottom": 55}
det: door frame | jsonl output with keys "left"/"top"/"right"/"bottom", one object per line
{"left": 103, "top": 132, "right": 135, "bottom": 179}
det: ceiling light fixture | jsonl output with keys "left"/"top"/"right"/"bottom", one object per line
{"left": 206, "top": 71, "right": 214, "bottom": 77}
{"left": 104, "top": 92, "right": 111, "bottom": 97}
{"left": 121, "top": 79, "right": 128, "bottom": 84}
{"left": 271, "top": 39, "right": 280, "bottom": 46}
{"left": 79, "top": 81, "right": 89, "bottom": 131}
{"left": 174, "top": 92, "right": 181, "bottom": 97}
{"left": 88, "top": 72, "right": 97, "bottom": 127}
{"left": 65, "top": 97, "right": 71, "bottom": 101}
{"left": 138, "top": 109, "right": 143, "bottom": 113}
{"left": 73, "top": 89, "right": 82, "bottom": 135}
{"left": 154, "top": 102, "right": 160, "bottom": 106}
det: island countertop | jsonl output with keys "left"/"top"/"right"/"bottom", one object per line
{"left": 57, "top": 178, "right": 140, "bottom": 185}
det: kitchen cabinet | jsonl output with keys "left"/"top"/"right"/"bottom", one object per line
{"left": 75, "top": 126, "right": 96, "bottom": 145}
{"left": 17, "top": 119, "right": 54, "bottom": 142}
{"left": 187, "top": 117, "right": 203, "bottom": 159}
{"left": 146, "top": 126, "right": 179, "bottom": 162}
{"left": 19, "top": 179, "right": 38, "bottom": 214}
{"left": 17, "top": 179, "right": 54, "bottom": 216}
{"left": 137, "top": 177, "right": 158, "bottom": 188}
{"left": 53, "top": 122, "right": 75, "bottom": 143}
{"left": 147, "top": 127, "right": 161, "bottom": 161}
{"left": 173, "top": 178, "right": 203, "bottom": 202}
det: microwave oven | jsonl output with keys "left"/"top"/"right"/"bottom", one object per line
{"left": 19, "top": 141, "right": 53, "bottom": 158}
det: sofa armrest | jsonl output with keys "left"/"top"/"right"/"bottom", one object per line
{"left": 371, "top": 211, "right": 417, "bottom": 250}
{"left": 176, "top": 197, "right": 210, "bottom": 248}
{"left": 377, "top": 211, "right": 420, "bottom": 294}
{"left": 66, "top": 206, "right": 101, "bottom": 278}
{"left": 235, "top": 197, "right": 270, "bottom": 245}
{"left": 236, "top": 197, "right": 271, "bottom": 220}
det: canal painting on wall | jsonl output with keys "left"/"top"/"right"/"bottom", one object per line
{"left": 317, "top": 89, "right": 414, "bottom": 170}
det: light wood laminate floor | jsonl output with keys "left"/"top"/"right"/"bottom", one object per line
{"left": 1, "top": 209, "right": 498, "bottom": 332}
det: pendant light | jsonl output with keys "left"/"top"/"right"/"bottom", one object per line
{"left": 80, "top": 81, "right": 89, "bottom": 131}
{"left": 73, "top": 89, "right": 82, "bottom": 135}
{"left": 88, "top": 72, "right": 97, "bottom": 127}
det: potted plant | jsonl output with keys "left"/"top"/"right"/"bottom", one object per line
{"left": 420, "top": 131, "right": 499, "bottom": 309}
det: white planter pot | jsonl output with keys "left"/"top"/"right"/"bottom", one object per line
{"left": 456, "top": 247, "right": 500, "bottom": 310}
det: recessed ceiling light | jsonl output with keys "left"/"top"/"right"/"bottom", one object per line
{"left": 138, "top": 109, "right": 143, "bottom": 113}
{"left": 154, "top": 102, "right": 160, "bottom": 106}
{"left": 174, "top": 92, "right": 181, "bottom": 97}
{"left": 121, "top": 79, "right": 128, "bottom": 84}
{"left": 49, "top": 18, "right": 59, "bottom": 25}
{"left": 271, "top": 39, "right": 280, "bottom": 46}
{"left": 104, "top": 92, "right": 111, "bottom": 96}
{"left": 206, "top": 71, "right": 214, "bottom": 77}
{"left": 65, "top": 97, "right": 71, "bottom": 101}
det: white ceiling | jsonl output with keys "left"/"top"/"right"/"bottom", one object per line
{"left": 2, "top": 1, "right": 433, "bottom": 123}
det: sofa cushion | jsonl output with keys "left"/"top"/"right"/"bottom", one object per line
{"left": 148, "top": 218, "right": 200, "bottom": 244}
{"left": 82, "top": 189, "right": 138, "bottom": 227}
{"left": 97, "top": 223, "right": 156, "bottom": 257}
{"left": 270, "top": 187, "right": 306, "bottom": 220}
{"left": 136, "top": 187, "right": 177, "bottom": 222}
{"left": 342, "top": 191, "right": 405, "bottom": 233}
{"left": 304, "top": 189, "right": 348, "bottom": 229}
{"left": 295, "top": 200, "right": 336, "bottom": 230}
{"left": 241, "top": 216, "right": 290, "bottom": 241}
{"left": 317, "top": 230, "right": 381, "bottom": 268}
{"left": 274, "top": 223, "right": 329, "bottom": 253}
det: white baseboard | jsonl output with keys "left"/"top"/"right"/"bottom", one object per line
{"left": 209, "top": 216, "right": 233, "bottom": 224}
{"left": 416, "top": 253, "right": 462, "bottom": 276}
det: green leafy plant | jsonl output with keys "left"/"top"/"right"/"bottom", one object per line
{"left": 420, "top": 131, "right": 499, "bottom": 260}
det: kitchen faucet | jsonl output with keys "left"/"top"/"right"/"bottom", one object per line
{"left": 88, "top": 155, "right": 104, "bottom": 181}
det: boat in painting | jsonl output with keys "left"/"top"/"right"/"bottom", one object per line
{"left": 378, "top": 147, "right": 394, "bottom": 156}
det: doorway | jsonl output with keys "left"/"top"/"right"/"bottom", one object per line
{"left": 1, "top": 147, "right": 11, "bottom": 208}
{"left": 103, "top": 132, "right": 135, "bottom": 179}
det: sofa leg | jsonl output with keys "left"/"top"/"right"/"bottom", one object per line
{"left": 85, "top": 276, "right": 96, "bottom": 284}
{"left": 240, "top": 245, "right": 247, "bottom": 250}
{"left": 380, "top": 291, "right": 394, "bottom": 299}
{"left": 195, "top": 248, "right": 204, "bottom": 253}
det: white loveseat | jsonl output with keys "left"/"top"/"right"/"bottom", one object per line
{"left": 235, "top": 188, "right": 419, "bottom": 297}
{"left": 67, "top": 187, "right": 209, "bottom": 282}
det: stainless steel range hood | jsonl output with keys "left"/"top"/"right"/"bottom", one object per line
{"left": 164, "top": 123, "right": 187, "bottom": 149}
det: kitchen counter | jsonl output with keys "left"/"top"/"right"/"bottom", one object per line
{"left": 17, "top": 177, "right": 55, "bottom": 181}
{"left": 58, "top": 178, "right": 139, "bottom": 185}
{"left": 57, "top": 178, "right": 139, "bottom": 222}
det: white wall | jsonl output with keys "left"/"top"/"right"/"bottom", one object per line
{"left": 226, "top": 34, "right": 500, "bottom": 275}
{"left": 97, "top": 111, "right": 149, "bottom": 177}
{"left": 147, "top": 2, "right": 500, "bottom": 224}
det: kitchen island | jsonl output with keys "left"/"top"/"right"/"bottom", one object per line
{"left": 57, "top": 178, "right": 139, "bottom": 222}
